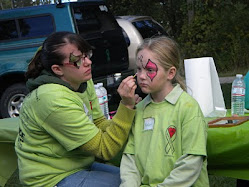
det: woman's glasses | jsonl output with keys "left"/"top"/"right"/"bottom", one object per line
{"left": 64, "top": 50, "right": 93, "bottom": 69}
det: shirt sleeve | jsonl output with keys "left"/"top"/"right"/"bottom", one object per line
{"left": 80, "top": 102, "right": 136, "bottom": 160}
{"left": 123, "top": 120, "right": 135, "bottom": 154}
{"left": 182, "top": 115, "right": 208, "bottom": 156}
{"left": 93, "top": 116, "right": 109, "bottom": 131}
{"left": 157, "top": 154, "right": 204, "bottom": 187}
{"left": 120, "top": 154, "right": 142, "bottom": 187}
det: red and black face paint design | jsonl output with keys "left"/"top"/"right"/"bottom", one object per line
{"left": 144, "top": 59, "right": 158, "bottom": 81}
{"left": 138, "top": 55, "right": 143, "bottom": 63}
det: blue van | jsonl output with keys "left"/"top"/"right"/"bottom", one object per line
{"left": 0, "top": 0, "right": 132, "bottom": 118}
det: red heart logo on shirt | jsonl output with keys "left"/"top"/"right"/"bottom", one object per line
{"left": 168, "top": 127, "right": 176, "bottom": 138}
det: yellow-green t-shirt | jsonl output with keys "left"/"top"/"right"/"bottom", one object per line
{"left": 15, "top": 79, "right": 103, "bottom": 186}
{"left": 124, "top": 84, "right": 209, "bottom": 186}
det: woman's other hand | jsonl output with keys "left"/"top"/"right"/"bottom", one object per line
{"left": 117, "top": 76, "right": 137, "bottom": 109}
{"left": 135, "top": 94, "right": 142, "bottom": 104}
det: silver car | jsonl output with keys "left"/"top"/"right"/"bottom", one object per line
{"left": 116, "top": 16, "right": 168, "bottom": 70}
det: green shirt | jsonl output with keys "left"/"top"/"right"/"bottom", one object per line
{"left": 15, "top": 79, "right": 102, "bottom": 186}
{"left": 124, "top": 84, "right": 209, "bottom": 186}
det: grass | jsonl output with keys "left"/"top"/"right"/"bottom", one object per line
{"left": 209, "top": 175, "right": 237, "bottom": 187}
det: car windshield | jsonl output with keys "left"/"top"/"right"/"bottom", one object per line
{"left": 132, "top": 19, "right": 167, "bottom": 39}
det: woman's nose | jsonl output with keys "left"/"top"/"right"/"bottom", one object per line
{"left": 84, "top": 57, "right": 92, "bottom": 66}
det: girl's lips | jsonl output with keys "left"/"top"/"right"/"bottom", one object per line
{"left": 139, "top": 83, "right": 148, "bottom": 87}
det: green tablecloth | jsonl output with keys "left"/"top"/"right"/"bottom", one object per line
{"left": 1, "top": 113, "right": 249, "bottom": 186}
{"left": 207, "top": 112, "right": 249, "bottom": 180}
{"left": 0, "top": 117, "right": 19, "bottom": 186}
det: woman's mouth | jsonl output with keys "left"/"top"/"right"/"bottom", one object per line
{"left": 85, "top": 68, "right": 91, "bottom": 74}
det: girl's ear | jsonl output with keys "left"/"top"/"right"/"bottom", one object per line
{"left": 167, "top": 66, "right": 176, "bottom": 80}
{"left": 51, "top": 64, "right": 64, "bottom": 76}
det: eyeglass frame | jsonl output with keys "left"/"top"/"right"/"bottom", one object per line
{"left": 63, "top": 50, "right": 93, "bottom": 69}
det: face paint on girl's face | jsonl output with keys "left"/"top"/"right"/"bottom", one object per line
{"left": 145, "top": 59, "right": 158, "bottom": 81}
{"left": 138, "top": 55, "right": 143, "bottom": 63}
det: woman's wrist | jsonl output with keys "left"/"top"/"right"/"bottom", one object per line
{"left": 120, "top": 100, "right": 135, "bottom": 110}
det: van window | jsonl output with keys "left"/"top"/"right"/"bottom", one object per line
{"left": 74, "top": 7, "right": 101, "bottom": 31}
{"left": 0, "top": 20, "right": 18, "bottom": 41}
{"left": 73, "top": 5, "right": 117, "bottom": 34}
{"left": 19, "top": 15, "right": 54, "bottom": 38}
{"left": 0, "top": 15, "right": 54, "bottom": 41}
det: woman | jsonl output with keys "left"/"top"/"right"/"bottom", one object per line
{"left": 120, "top": 36, "right": 209, "bottom": 186}
{"left": 15, "top": 31, "right": 138, "bottom": 186}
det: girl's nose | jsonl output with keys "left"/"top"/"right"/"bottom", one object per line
{"left": 138, "top": 71, "right": 146, "bottom": 80}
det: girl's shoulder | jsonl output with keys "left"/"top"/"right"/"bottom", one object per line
{"left": 178, "top": 91, "right": 200, "bottom": 106}
{"left": 178, "top": 91, "right": 204, "bottom": 118}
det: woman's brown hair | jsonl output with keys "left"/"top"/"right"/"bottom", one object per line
{"left": 25, "top": 31, "right": 92, "bottom": 79}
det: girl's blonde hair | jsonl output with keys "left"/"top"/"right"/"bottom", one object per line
{"left": 136, "top": 36, "right": 186, "bottom": 91}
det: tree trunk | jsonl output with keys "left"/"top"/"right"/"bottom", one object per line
{"left": 11, "top": 0, "right": 14, "bottom": 8}
{"left": 0, "top": 1, "right": 3, "bottom": 10}
{"left": 187, "top": 0, "right": 194, "bottom": 24}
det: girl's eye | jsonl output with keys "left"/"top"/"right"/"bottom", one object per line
{"left": 147, "top": 68, "right": 154, "bottom": 72}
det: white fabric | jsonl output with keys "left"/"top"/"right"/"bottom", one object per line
{"left": 157, "top": 154, "right": 203, "bottom": 187}
{"left": 120, "top": 154, "right": 141, "bottom": 187}
{"left": 184, "top": 57, "right": 226, "bottom": 117}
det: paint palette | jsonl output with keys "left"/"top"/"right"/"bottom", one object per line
{"left": 208, "top": 116, "right": 249, "bottom": 128}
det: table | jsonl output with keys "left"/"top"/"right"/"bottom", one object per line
{"left": 0, "top": 117, "right": 19, "bottom": 186}
{"left": 1, "top": 112, "right": 249, "bottom": 186}
{"left": 207, "top": 112, "right": 249, "bottom": 180}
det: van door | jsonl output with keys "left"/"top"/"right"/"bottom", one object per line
{"left": 70, "top": 2, "right": 129, "bottom": 78}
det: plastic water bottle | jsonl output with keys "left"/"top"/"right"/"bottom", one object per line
{"left": 98, "top": 83, "right": 110, "bottom": 119}
{"left": 231, "top": 74, "right": 245, "bottom": 116}
{"left": 94, "top": 84, "right": 105, "bottom": 116}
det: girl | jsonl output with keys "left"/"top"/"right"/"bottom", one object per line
{"left": 120, "top": 36, "right": 209, "bottom": 187}
{"left": 15, "top": 31, "right": 139, "bottom": 187}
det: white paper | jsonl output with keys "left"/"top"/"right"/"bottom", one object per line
{"left": 184, "top": 57, "right": 227, "bottom": 117}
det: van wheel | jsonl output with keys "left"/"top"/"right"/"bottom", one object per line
{"left": 0, "top": 83, "right": 29, "bottom": 118}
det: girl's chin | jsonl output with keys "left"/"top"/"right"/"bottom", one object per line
{"left": 140, "top": 87, "right": 150, "bottom": 94}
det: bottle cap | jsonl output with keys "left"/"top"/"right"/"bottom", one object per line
{"left": 97, "top": 83, "right": 103, "bottom": 87}
{"left": 236, "top": 74, "right": 243, "bottom": 78}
